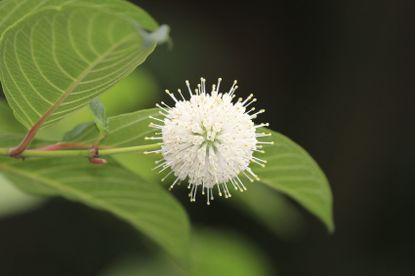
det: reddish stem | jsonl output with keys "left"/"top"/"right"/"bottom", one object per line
{"left": 33, "top": 143, "right": 92, "bottom": 151}
{"left": 9, "top": 120, "right": 44, "bottom": 157}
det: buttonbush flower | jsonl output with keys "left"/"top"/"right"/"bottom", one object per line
{"left": 146, "top": 78, "right": 272, "bottom": 204}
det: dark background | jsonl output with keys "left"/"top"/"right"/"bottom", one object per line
{"left": 1, "top": 0, "right": 414, "bottom": 275}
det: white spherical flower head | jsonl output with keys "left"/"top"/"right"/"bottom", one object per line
{"left": 147, "top": 78, "right": 272, "bottom": 204}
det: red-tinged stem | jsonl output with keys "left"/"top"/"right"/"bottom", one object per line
{"left": 34, "top": 143, "right": 92, "bottom": 151}
{"left": 8, "top": 119, "right": 45, "bottom": 157}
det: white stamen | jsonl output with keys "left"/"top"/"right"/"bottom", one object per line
{"left": 177, "top": 89, "right": 185, "bottom": 101}
{"left": 165, "top": 89, "right": 178, "bottom": 103}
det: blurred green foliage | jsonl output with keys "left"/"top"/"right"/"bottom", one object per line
{"left": 0, "top": 174, "right": 43, "bottom": 218}
{"left": 101, "top": 228, "right": 274, "bottom": 276}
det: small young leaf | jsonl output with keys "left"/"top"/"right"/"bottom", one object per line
{"left": 89, "top": 98, "right": 108, "bottom": 133}
{"left": 63, "top": 122, "right": 95, "bottom": 142}
{"left": 138, "top": 24, "right": 171, "bottom": 47}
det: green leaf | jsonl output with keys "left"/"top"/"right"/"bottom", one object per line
{"left": 0, "top": 157, "right": 190, "bottom": 263}
{"left": 256, "top": 130, "right": 334, "bottom": 232}
{"left": 89, "top": 98, "right": 108, "bottom": 133}
{"left": 0, "top": 0, "right": 159, "bottom": 129}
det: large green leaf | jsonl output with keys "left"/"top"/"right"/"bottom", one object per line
{"left": 0, "top": 0, "right": 158, "bottom": 129}
{"left": 256, "top": 130, "right": 334, "bottom": 232}
{"left": 0, "top": 156, "right": 190, "bottom": 263}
